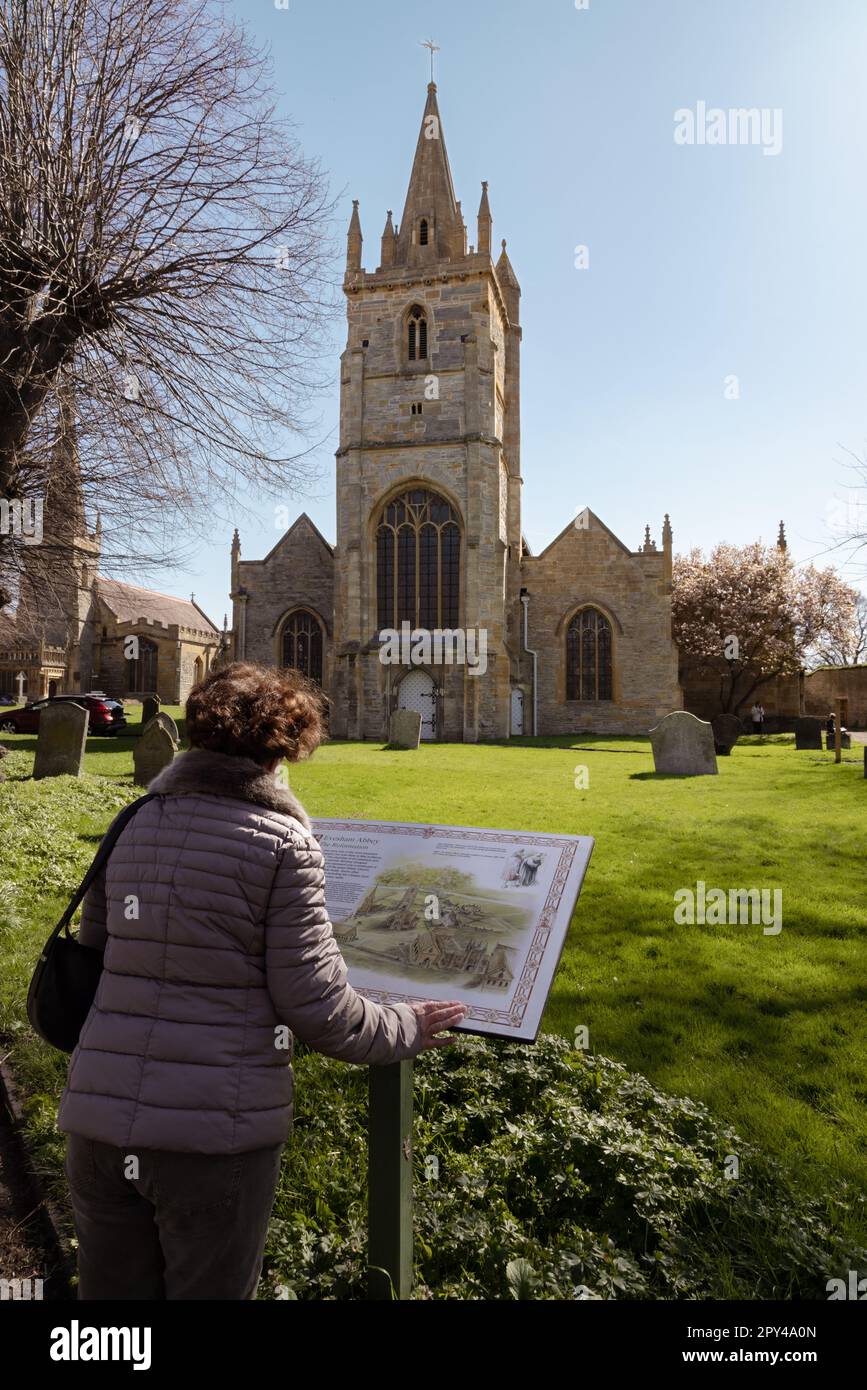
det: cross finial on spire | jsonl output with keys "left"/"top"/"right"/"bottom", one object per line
{"left": 420, "top": 38, "right": 440, "bottom": 82}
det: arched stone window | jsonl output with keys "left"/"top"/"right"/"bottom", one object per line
{"left": 128, "top": 637, "right": 158, "bottom": 693}
{"left": 281, "top": 610, "right": 323, "bottom": 685}
{"left": 419, "top": 218, "right": 429, "bottom": 246}
{"left": 407, "top": 304, "right": 428, "bottom": 361}
{"left": 566, "top": 608, "right": 613, "bottom": 702}
{"left": 376, "top": 488, "right": 460, "bottom": 630}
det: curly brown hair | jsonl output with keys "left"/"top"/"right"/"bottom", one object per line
{"left": 186, "top": 662, "right": 325, "bottom": 766}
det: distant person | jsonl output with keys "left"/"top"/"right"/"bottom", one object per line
{"left": 58, "top": 662, "right": 467, "bottom": 1301}
{"left": 826, "top": 711, "right": 836, "bottom": 737}
{"left": 751, "top": 703, "right": 764, "bottom": 735}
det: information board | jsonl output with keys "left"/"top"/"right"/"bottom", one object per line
{"left": 312, "top": 818, "right": 595, "bottom": 1042}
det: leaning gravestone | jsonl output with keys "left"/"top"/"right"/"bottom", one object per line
{"left": 649, "top": 711, "right": 718, "bottom": 776}
{"left": 794, "top": 718, "right": 823, "bottom": 750}
{"left": 143, "top": 710, "right": 179, "bottom": 745}
{"left": 134, "top": 721, "right": 176, "bottom": 786}
{"left": 711, "top": 713, "right": 741, "bottom": 757}
{"left": 388, "top": 709, "right": 422, "bottom": 750}
{"left": 141, "top": 695, "right": 161, "bottom": 728}
{"left": 33, "top": 702, "right": 88, "bottom": 781}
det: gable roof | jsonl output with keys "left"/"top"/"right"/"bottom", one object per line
{"left": 97, "top": 577, "right": 220, "bottom": 635}
{"left": 533, "top": 508, "right": 634, "bottom": 561}
{"left": 249, "top": 512, "right": 335, "bottom": 568}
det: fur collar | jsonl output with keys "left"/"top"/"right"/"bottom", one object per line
{"left": 148, "top": 747, "right": 312, "bottom": 831}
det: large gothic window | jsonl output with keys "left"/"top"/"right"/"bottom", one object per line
{"left": 281, "top": 610, "right": 323, "bottom": 685}
{"left": 566, "top": 608, "right": 613, "bottom": 701}
{"left": 407, "top": 305, "right": 428, "bottom": 361}
{"left": 376, "top": 488, "right": 460, "bottom": 630}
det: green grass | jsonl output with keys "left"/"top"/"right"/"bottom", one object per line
{"left": 1, "top": 728, "right": 866, "bottom": 1261}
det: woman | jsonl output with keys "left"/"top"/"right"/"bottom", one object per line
{"left": 57, "top": 662, "right": 466, "bottom": 1300}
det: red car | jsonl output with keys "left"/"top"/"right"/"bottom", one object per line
{"left": 0, "top": 695, "right": 128, "bottom": 736}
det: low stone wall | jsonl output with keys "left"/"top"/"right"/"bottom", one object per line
{"left": 805, "top": 666, "right": 867, "bottom": 729}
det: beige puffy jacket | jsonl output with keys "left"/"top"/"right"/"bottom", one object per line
{"left": 57, "top": 748, "right": 423, "bottom": 1154}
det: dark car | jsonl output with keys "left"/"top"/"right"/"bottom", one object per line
{"left": 0, "top": 694, "right": 128, "bottom": 736}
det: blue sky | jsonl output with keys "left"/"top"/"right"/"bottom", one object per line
{"left": 144, "top": 0, "right": 867, "bottom": 622}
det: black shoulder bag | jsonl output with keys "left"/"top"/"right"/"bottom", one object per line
{"left": 26, "top": 794, "right": 157, "bottom": 1053}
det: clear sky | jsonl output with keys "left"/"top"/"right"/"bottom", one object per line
{"left": 137, "top": 0, "right": 867, "bottom": 623}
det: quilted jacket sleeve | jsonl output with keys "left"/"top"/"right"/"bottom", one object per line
{"left": 78, "top": 868, "right": 108, "bottom": 951}
{"left": 265, "top": 833, "right": 424, "bottom": 1065}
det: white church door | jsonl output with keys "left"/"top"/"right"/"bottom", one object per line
{"left": 510, "top": 688, "right": 524, "bottom": 736}
{"left": 397, "top": 670, "right": 437, "bottom": 741}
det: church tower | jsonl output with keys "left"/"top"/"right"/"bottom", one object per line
{"left": 332, "top": 81, "right": 523, "bottom": 741}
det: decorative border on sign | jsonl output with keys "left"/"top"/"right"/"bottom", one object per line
{"left": 315, "top": 820, "right": 581, "bottom": 1031}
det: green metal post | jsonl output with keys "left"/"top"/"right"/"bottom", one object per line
{"left": 367, "top": 1059, "right": 414, "bottom": 1300}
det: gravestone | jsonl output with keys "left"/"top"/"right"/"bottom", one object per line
{"left": 388, "top": 710, "right": 422, "bottom": 750}
{"left": 33, "top": 702, "right": 88, "bottom": 780}
{"left": 141, "top": 695, "right": 160, "bottom": 728}
{"left": 794, "top": 718, "right": 823, "bottom": 750}
{"left": 826, "top": 732, "right": 851, "bottom": 751}
{"left": 711, "top": 713, "right": 741, "bottom": 756}
{"left": 649, "top": 711, "right": 718, "bottom": 776}
{"left": 143, "top": 710, "right": 179, "bottom": 745}
{"left": 134, "top": 721, "right": 176, "bottom": 786}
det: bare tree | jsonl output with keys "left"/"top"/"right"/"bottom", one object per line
{"left": 0, "top": 0, "right": 336, "bottom": 609}
{"left": 811, "top": 593, "right": 867, "bottom": 667}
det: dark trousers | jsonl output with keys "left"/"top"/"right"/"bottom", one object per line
{"left": 64, "top": 1134, "right": 283, "bottom": 1300}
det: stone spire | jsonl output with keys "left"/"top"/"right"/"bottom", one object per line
{"left": 477, "top": 181, "right": 492, "bottom": 256}
{"left": 44, "top": 388, "right": 86, "bottom": 543}
{"left": 346, "top": 199, "right": 362, "bottom": 272}
{"left": 394, "top": 82, "right": 463, "bottom": 265}
{"left": 778, "top": 520, "right": 787, "bottom": 551}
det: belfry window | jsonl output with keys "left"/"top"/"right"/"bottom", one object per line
{"left": 376, "top": 488, "right": 460, "bottom": 630}
{"left": 281, "top": 610, "right": 323, "bottom": 685}
{"left": 419, "top": 218, "right": 429, "bottom": 246}
{"left": 408, "top": 305, "right": 428, "bottom": 361}
{"left": 566, "top": 608, "right": 613, "bottom": 702}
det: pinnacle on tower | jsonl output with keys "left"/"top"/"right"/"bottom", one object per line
{"left": 477, "top": 181, "right": 492, "bottom": 256}
{"left": 346, "top": 199, "right": 362, "bottom": 272}
{"left": 778, "top": 520, "right": 787, "bottom": 551}
{"left": 380, "top": 210, "right": 397, "bottom": 269}
{"left": 496, "top": 239, "right": 521, "bottom": 324}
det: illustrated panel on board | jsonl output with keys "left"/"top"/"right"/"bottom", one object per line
{"left": 313, "top": 817, "right": 594, "bottom": 1042}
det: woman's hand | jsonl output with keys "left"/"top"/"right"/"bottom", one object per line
{"left": 411, "top": 1000, "right": 468, "bottom": 1050}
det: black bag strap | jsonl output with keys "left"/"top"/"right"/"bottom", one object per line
{"left": 56, "top": 794, "right": 159, "bottom": 941}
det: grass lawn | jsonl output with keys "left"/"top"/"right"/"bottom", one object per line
{"left": 1, "top": 722, "right": 866, "bottom": 1251}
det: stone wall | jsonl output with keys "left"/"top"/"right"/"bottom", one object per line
{"left": 233, "top": 516, "right": 335, "bottom": 691}
{"left": 805, "top": 666, "right": 867, "bottom": 727}
{"left": 522, "top": 513, "right": 682, "bottom": 735}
